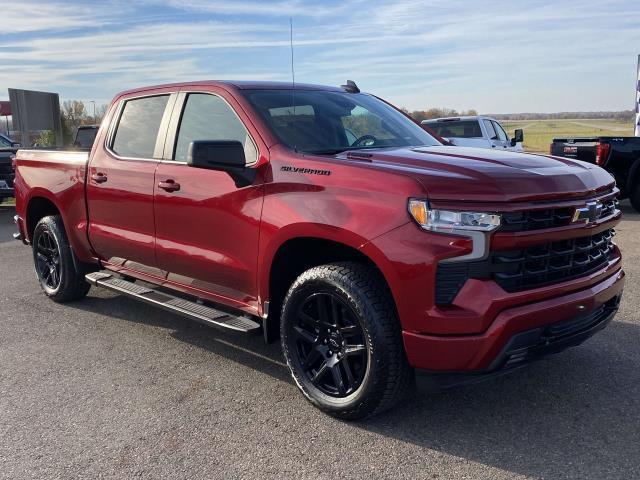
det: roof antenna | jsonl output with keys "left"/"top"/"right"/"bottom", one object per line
{"left": 290, "top": 17, "right": 297, "bottom": 152}
{"left": 341, "top": 80, "right": 360, "bottom": 93}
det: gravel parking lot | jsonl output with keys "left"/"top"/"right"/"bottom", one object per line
{"left": 1, "top": 203, "right": 639, "bottom": 480}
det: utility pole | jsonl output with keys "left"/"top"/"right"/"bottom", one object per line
{"left": 90, "top": 100, "right": 96, "bottom": 123}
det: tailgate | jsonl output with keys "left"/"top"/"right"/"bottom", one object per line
{"left": 550, "top": 137, "right": 598, "bottom": 164}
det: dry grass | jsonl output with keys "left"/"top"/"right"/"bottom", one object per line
{"left": 501, "top": 119, "right": 634, "bottom": 153}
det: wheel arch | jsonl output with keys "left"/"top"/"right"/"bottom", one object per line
{"left": 25, "top": 192, "right": 63, "bottom": 241}
{"left": 261, "top": 226, "right": 399, "bottom": 340}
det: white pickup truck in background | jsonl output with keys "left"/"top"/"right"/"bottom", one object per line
{"left": 422, "top": 116, "right": 524, "bottom": 152}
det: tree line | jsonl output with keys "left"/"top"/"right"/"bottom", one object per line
{"left": 60, "top": 100, "right": 108, "bottom": 145}
{"left": 400, "top": 107, "right": 635, "bottom": 122}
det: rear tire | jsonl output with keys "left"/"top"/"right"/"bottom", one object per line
{"left": 630, "top": 182, "right": 640, "bottom": 213}
{"left": 280, "top": 262, "right": 413, "bottom": 420}
{"left": 32, "top": 215, "right": 91, "bottom": 303}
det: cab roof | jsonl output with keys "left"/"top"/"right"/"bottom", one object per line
{"left": 116, "top": 80, "right": 346, "bottom": 99}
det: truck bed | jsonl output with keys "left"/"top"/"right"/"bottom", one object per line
{"left": 550, "top": 136, "right": 640, "bottom": 202}
{"left": 14, "top": 149, "right": 92, "bottom": 256}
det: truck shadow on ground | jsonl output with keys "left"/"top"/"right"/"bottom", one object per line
{"left": 70, "top": 294, "right": 640, "bottom": 479}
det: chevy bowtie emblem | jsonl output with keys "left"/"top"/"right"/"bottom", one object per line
{"left": 572, "top": 200, "right": 602, "bottom": 224}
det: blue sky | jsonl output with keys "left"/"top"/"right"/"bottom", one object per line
{"left": 1, "top": 0, "right": 639, "bottom": 113}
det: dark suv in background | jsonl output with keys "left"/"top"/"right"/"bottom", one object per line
{"left": 0, "top": 133, "right": 19, "bottom": 200}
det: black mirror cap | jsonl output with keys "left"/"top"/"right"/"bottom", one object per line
{"left": 187, "top": 140, "right": 256, "bottom": 188}
{"left": 187, "top": 140, "right": 246, "bottom": 169}
{"left": 512, "top": 129, "right": 524, "bottom": 145}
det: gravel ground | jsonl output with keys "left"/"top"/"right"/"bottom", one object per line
{"left": 0, "top": 203, "right": 639, "bottom": 480}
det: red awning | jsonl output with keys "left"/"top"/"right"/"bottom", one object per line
{"left": 0, "top": 101, "right": 11, "bottom": 116}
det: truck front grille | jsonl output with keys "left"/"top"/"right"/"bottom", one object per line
{"left": 490, "top": 229, "right": 614, "bottom": 292}
{"left": 435, "top": 229, "right": 616, "bottom": 304}
{"left": 499, "top": 198, "right": 618, "bottom": 232}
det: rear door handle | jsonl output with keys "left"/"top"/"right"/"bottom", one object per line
{"left": 158, "top": 179, "right": 181, "bottom": 192}
{"left": 91, "top": 172, "right": 108, "bottom": 183}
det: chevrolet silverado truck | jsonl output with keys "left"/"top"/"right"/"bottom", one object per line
{"left": 550, "top": 136, "right": 640, "bottom": 212}
{"left": 13, "top": 81, "right": 624, "bottom": 419}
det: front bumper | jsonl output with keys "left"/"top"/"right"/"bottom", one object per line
{"left": 403, "top": 267, "right": 624, "bottom": 371}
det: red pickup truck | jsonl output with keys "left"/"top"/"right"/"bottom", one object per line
{"left": 13, "top": 81, "right": 624, "bottom": 419}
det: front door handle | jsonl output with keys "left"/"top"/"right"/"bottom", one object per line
{"left": 91, "top": 172, "right": 108, "bottom": 183}
{"left": 158, "top": 179, "right": 181, "bottom": 192}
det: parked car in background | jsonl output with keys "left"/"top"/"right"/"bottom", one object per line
{"left": 422, "top": 116, "right": 524, "bottom": 152}
{"left": 550, "top": 136, "right": 640, "bottom": 212}
{"left": 0, "top": 133, "right": 19, "bottom": 200}
{"left": 13, "top": 80, "right": 623, "bottom": 419}
{"left": 0, "top": 132, "right": 20, "bottom": 152}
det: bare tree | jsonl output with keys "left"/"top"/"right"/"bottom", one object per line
{"left": 95, "top": 104, "right": 108, "bottom": 123}
{"left": 62, "top": 100, "right": 87, "bottom": 128}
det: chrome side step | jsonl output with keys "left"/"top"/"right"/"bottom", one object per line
{"left": 85, "top": 271, "right": 261, "bottom": 333}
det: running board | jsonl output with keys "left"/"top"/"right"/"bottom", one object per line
{"left": 85, "top": 271, "right": 261, "bottom": 333}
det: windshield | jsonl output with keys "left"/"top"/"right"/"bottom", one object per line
{"left": 243, "top": 89, "right": 441, "bottom": 154}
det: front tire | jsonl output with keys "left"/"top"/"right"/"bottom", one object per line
{"left": 281, "top": 262, "right": 413, "bottom": 420}
{"left": 32, "top": 215, "right": 91, "bottom": 303}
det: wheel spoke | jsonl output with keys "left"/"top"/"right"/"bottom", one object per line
{"left": 344, "top": 344, "right": 366, "bottom": 356}
{"left": 299, "top": 311, "right": 318, "bottom": 329}
{"left": 331, "top": 365, "right": 346, "bottom": 395}
{"left": 339, "top": 325, "right": 358, "bottom": 336}
{"left": 293, "top": 325, "right": 316, "bottom": 345}
{"left": 302, "top": 347, "right": 322, "bottom": 369}
{"left": 311, "top": 361, "right": 329, "bottom": 384}
{"left": 340, "top": 357, "right": 356, "bottom": 391}
{"left": 51, "top": 266, "right": 59, "bottom": 287}
{"left": 42, "top": 267, "right": 52, "bottom": 284}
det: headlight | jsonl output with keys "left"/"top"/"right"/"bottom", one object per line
{"left": 408, "top": 199, "right": 501, "bottom": 232}
{"left": 408, "top": 199, "right": 501, "bottom": 263}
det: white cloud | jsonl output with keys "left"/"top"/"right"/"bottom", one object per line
{"left": 1, "top": 0, "right": 639, "bottom": 112}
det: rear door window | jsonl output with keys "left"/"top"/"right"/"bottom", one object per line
{"left": 427, "top": 121, "right": 482, "bottom": 138}
{"left": 111, "top": 95, "right": 170, "bottom": 158}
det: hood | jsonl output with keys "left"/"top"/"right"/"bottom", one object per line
{"left": 342, "top": 146, "right": 615, "bottom": 203}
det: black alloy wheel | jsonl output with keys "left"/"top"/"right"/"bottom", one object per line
{"left": 281, "top": 263, "right": 413, "bottom": 420}
{"left": 35, "top": 229, "right": 62, "bottom": 291}
{"left": 292, "top": 292, "right": 368, "bottom": 397}
{"left": 32, "top": 215, "right": 92, "bottom": 302}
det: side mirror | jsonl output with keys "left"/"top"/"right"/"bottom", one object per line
{"left": 187, "top": 140, "right": 255, "bottom": 187}
{"left": 511, "top": 129, "right": 524, "bottom": 146}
